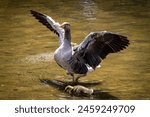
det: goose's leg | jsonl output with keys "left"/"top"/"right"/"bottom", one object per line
{"left": 67, "top": 72, "right": 76, "bottom": 83}
{"left": 66, "top": 72, "right": 86, "bottom": 83}
{"left": 71, "top": 74, "right": 76, "bottom": 83}
{"left": 74, "top": 74, "right": 86, "bottom": 83}
{"left": 66, "top": 71, "right": 75, "bottom": 82}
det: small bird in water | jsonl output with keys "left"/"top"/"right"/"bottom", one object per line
{"left": 65, "top": 85, "right": 93, "bottom": 96}
{"left": 30, "top": 10, "right": 129, "bottom": 84}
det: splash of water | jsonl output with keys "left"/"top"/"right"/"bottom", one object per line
{"left": 21, "top": 52, "right": 54, "bottom": 64}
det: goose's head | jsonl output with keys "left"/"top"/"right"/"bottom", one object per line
{"left": 61, "top": 22, "right": 71, "bottom": 31}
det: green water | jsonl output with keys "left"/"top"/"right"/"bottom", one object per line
{"left": 0, "top": 0, "right": 149, "bottom": 99}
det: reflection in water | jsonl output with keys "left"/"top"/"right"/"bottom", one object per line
{"left": 80, "top": 0, "right": 97, "bottom": 20}
{"left": 0, "top": 0, "right": 149, "bottom": 99}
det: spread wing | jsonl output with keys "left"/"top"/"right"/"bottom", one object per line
{"left": 70, "top": 31, "right": 129, "bottom": 74}
{"left": 30, "top": 10, "right": 64, "bottom": 44}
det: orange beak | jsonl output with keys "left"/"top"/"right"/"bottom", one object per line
{"left": 60, "top": 23, "right": 64, "bottom": 28}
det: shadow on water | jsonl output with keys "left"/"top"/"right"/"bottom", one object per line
{"left": 40, "top": 79, "right": 119, "bottom": 100}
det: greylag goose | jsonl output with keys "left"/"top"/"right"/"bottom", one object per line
{"left": 30, "top": 10, "right": 129, "bottom": 83}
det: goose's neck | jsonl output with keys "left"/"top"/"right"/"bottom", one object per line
{"left": 64, "top": 29, "right": 71, "bottom": 44}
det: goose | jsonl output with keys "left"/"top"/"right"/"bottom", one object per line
{"left": 30, "top": 10, "right": 129, "bottom": 83}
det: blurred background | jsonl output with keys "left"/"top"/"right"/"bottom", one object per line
{"left": 0, "top": 0, "right": 149, "bottom": 99}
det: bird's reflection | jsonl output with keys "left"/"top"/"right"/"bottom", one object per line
{"left": 79, "top": 0, "right": 98, "bottom": 20}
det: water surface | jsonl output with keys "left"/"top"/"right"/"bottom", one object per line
{"left": 0, "top": 0, "right": 150, "bottom": 99}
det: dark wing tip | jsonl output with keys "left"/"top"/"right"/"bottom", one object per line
{"left": 30, "top": 10, "right": 39, "bottom": 16}
{"left": 102, "top": 32, "right": 129, "bottom": 53}
{"left": 30, "top": 10, "right": 59, "bottom": 36}
{"left": 30, "top": 10, "right": 45, "bottom": 19}
{"left": 30, "top": 10, "right": 35, "bottom": 14}
{"left": 30, "top": 10, "right": 34, "bottom": 14}
{"left": 117, "top": 34, "right": 130, "bottom": 49}
{"left": 89, "top": 32, "right": 130, "bottom": 60}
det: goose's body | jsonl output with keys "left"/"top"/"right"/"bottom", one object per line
{"left": 54, "top": 38, "right": 72, "bottom": 72}
{"left": 31, "top": 10, "right": 129, "bottom": 83}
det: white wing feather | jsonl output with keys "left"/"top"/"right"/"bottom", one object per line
{"left": 46, "top": 16, "right": 64, "bottom": 44}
